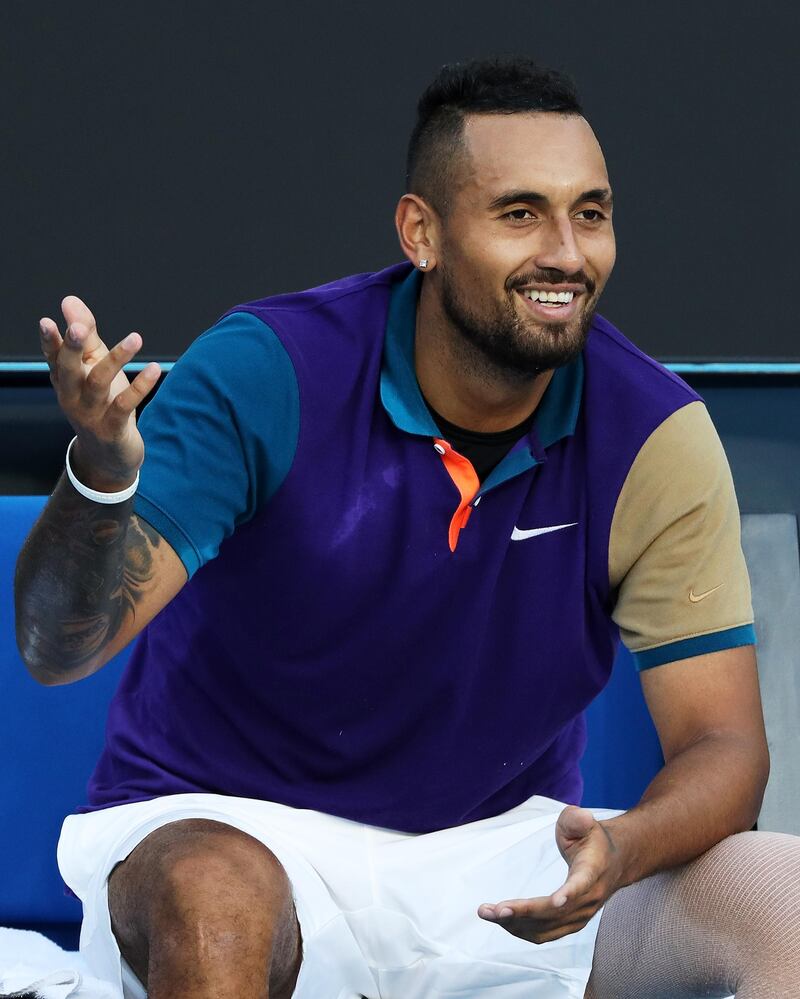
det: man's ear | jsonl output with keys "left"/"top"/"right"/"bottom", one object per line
{"left": 395, "top": 193, "right": 438, "bottom": 272}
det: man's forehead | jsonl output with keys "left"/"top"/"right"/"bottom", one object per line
{"left": 460, "top": 112, "right": 609, "bottom": 204}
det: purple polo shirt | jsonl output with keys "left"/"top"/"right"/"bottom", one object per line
{"left": 83, "top": 262, "right": 754, "bottom": 832}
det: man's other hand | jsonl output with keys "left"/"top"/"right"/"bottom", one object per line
{"left": 477, "top": 806, "right": 623, "bottom": 944}
{"left": 39, "top": 296, "right": 161, "bottom": 490}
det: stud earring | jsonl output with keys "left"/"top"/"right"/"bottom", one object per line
{"left": 419, "top": 259, "right": 429, "bottom": 269}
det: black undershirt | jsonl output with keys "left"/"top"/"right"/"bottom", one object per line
{"left": 424, "top": 399, "right": 537, "bottom": 483}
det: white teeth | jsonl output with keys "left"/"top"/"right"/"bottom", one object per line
{"left": 524, "top": 290, "right": 574, "bottom": 304}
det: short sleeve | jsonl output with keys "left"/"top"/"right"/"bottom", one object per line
{"left": 609, "top": 400, "right": 755, "bottom": 670}
{"left": 133, "top": 311, "right": 299, "bottom": 577}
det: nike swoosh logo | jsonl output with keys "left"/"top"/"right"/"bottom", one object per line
{"left": 689, "top": 583, "right": 725, "bottom": 603}
{"left": 511, "top": 522, "right": 578, "bottom": 541}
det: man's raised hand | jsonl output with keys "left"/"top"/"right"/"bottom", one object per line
{"left": 39, "top": 296, "right": 161, "bottom": 491}
{"left": 477, "top": 806, "right": 625, "bottom": 944}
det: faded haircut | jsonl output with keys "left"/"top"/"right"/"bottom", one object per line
{"left": 406, "top": 57, "right": 583, "bottom": 215}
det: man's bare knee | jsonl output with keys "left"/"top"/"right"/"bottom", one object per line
{"left": 108, "top": 818, "right": 301, "bottom": 998}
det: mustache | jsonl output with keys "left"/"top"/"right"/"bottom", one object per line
{"left": 509, "top": 269, "right": 596, "bottom": 296}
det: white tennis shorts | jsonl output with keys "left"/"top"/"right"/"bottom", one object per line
{"left": 57, "top": 792, "right": 620, "bottom": 999}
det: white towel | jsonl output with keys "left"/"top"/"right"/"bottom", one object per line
{"left": 0, "top": 929, "right": 116, "bottom": 999}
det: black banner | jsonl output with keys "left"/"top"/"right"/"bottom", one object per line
{"left": 4, "top": 0, "right": 798, "bottom": 361}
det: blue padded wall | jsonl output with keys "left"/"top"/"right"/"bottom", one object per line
{"left": 1, "top": 496, "right": 130, "bottom": 923}
{"left": 581, "top": 645, "right": 664, "bottom": 811}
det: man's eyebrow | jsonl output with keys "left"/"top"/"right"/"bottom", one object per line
{"left": 487, "top": 190, "right": 547, "bottom": 211}
{"left": 580, "top": 187, "right": 613, "bottom": 206}
{"left": 487, "top": 187, "right": 614, "bottom": 211}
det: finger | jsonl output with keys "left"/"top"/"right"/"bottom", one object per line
{"left": 486, "top": 897, "right": 601, "bottom": 943}
{"left": 479, "top": 895, "right": 557, "bottom": 921}
{"left": 83, "top": 332, "right": 143, "bottom": 403}
{"left": 552, "top": 858, "right": 598, "bottom": 907}
{"left": 482, "top": 904, "right": 598, "bottom": 944}
{"left": 61, "top": 296, "right": 104, "bottom": 357}
{"left": 56, "top": 321, "right": 91, "bottom": 398}
{"left": 481, "top": 878, "right": 598, "bottom": 922}
{"left": 106, "top": 363, "right": 162, "bottom": 426}
{"left": 505, "top": 916, "right": 593, "bottom": 945}
{"left": 39, "top": 318, "right": 64, "bottom": 369}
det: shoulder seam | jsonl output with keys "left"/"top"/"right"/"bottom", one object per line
{"left": 232, "top": 270, "right": 397, "bottom": 317}
{"left": 199, "top": 311, "right": 279, "bottom": 340}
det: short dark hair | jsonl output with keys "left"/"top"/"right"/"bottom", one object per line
{"left": 406, "top": 57, "right": 583, "bottom": 214}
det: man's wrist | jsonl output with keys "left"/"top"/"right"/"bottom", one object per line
{"left": 69, "top": 436, "right": 139, "bottom": 494}
{"left": 598, "top": 814, "right": 644, "bottom": 891}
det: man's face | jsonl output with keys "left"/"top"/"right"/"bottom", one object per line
{"left": 435, "top": 112, "right": 616, "bottom": 376}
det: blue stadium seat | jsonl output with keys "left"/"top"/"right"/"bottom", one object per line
{"left": 582, "top": 646, "right": 663, "bottom": 810}
{"left": 1, "top": 496, "right": 130, "bottom": 930}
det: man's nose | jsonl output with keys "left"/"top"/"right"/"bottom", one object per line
{"left": 534, "top": 217, "right": 586, "bottom": 276}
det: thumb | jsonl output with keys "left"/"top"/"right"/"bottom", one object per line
{"left": 556, "top": 806, "right": 596, "bottom": 851}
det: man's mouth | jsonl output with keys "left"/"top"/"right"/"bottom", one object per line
{"left": 515, "top": 287, "right": 583, "bottom": 321}
{"left": 521, "top": 289, "right": 575, "bottom": 304}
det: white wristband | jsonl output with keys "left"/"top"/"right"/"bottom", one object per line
{"left": 65, "top": 436, "right": 140, "bottom": 505}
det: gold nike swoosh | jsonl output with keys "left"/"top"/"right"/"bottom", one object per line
{"left": 688, "top": 583, "right": 725, "bottom": 603}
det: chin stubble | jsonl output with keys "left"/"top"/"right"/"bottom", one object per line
{"left": 440, "top": 271, "right": 596, "bottom": 383}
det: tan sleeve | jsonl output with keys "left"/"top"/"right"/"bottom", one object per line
{"left": 609, "top": 401, "right": 754, "bottom": 666}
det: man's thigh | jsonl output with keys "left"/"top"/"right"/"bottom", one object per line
{"left": 57, "top": 794, "right": 376, "bottom": 998}
{"left": 363, "top": 797, "right": 620, "bottom": 999}
{"left": 57, "top": 792, "right": 617, "bottom": 998}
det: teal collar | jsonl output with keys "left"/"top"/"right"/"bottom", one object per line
{"left": 380, "top": 266, "right": 441, "bottom": 437}
{"left": 380, "top": 264, "right": 584, "bottom": 455}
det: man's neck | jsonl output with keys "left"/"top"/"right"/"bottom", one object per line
{"left": 414, "top": 279, "right": 554, "bottom": 433}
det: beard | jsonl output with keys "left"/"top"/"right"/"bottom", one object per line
{"left": 439, "top": 265, "right": 598, "bottom": 381}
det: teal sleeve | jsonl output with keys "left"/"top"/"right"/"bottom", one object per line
{"left": 633, "top": 623, "right": 757, "bottom": 670}
{"left": 133, "top": 311, "right": 299, "bottom": 577}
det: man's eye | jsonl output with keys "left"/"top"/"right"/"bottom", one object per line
{"left": 505, "top": 209, "right": 536, "bottom": 221}
{"left": 576, "top": 209, "right": 606, "bottom": 222}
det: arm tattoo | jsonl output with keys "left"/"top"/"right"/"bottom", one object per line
{"left": 15, "top": 473, "right": 162, "bottom": 680}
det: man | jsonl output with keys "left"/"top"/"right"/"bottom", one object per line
{"left": 16, "top": 58, "right": 800, "bottom": 998}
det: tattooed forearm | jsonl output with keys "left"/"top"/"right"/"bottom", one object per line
{"left": 14, "top": 472, "right": 161, "bottom": 682}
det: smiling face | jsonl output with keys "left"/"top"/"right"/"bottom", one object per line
{"left": 434, "top": 112, "right": 616, "bottom": 377}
